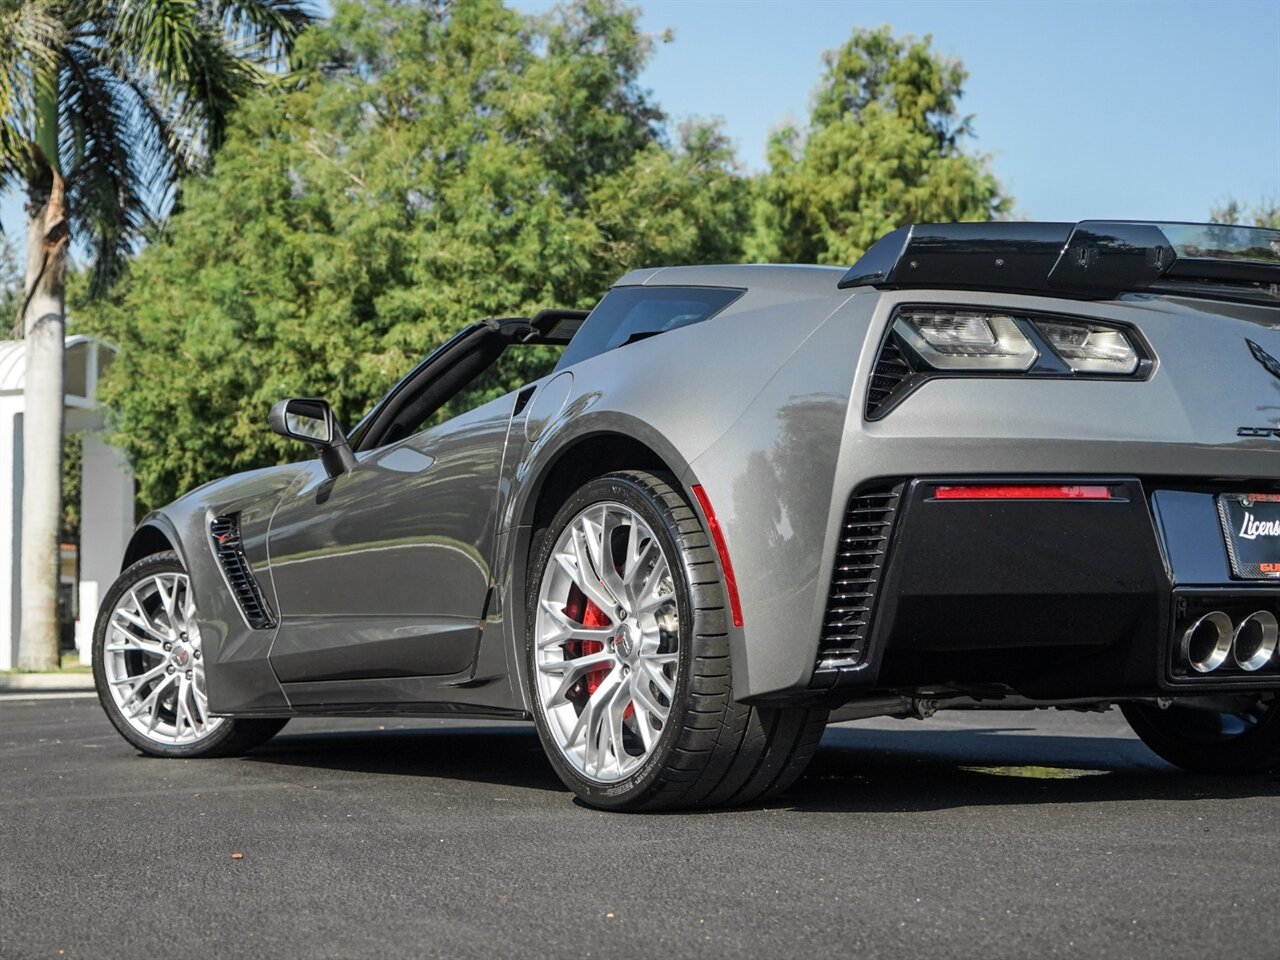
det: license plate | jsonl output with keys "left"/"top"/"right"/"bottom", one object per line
{"left": 1218, "top": 493, "right": 1280, "bottom": 579}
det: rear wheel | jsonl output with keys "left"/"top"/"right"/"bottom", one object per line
{"left": 525, "top": 470, "right": 827, "bottom": 811}
{"left": 93, "top": 551, "right": 287, "bottom": 758}
{"left": 1121, "top": 694, "right": 1280, "bottom": 774}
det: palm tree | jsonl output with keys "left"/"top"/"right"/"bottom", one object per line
{"left": 0, "top": 0, "right": 313, "bottom": 670}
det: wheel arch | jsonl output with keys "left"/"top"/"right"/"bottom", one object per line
{"left": 121, "top": 516, "right": 186, "bottom": 571}
{"left": 503, "top": 420, "right": 695, "bottom": 696}
{"left": 494, "top": 413, "right": 727, "bottom": 722}
{"left": 523, "top": 429, "right": 683, "bottom": 534}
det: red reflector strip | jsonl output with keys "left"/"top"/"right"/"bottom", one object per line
{"left": 690, "top": 484, "right": 744, "bottom": 628}
{"left": 934, "top": 484, "right": 1113, "bottom": 501}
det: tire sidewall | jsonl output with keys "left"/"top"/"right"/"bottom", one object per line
{"left": 1121, "top": 697, "right": 1280, "bottom": 774}
{"left": 93, "top": 552, "right": 240, "bottom": 758}
{"left": 525, "top": 472, "right": 699, "bottom": 810}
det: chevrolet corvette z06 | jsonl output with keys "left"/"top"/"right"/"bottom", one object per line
{"left": 94, "top": 219, "right": 1280, "bottom": 809}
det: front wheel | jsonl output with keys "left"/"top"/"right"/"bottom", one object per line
{"left": 1120, "top": 695, "right": 1280, "bottom": 774}
{"left": 525, "top": 470, "right": 826, "bottom": 811}
{"left": 93, "top": 551, "right": 287, "bottom": 758}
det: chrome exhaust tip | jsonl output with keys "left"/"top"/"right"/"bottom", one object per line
{"left": 1180, "top": 611, "right": 1234, "bottom": 673}
{"left": 1233, "top": 610, "right": 1279, "bottom": 672}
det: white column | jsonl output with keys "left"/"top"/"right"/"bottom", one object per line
{"left": 0, "top": 400, "right": 18, "bottom": 670}
{"left": 76, "top": 433, "right": 134, "bottom": 664}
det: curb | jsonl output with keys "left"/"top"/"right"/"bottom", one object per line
{"left": 0, "top": 673, "right": 96, "bottom": 692}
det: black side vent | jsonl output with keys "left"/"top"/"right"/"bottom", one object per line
{"left": 209, "top": 515, "right": 276, "bottom": 630}
{"left": 817, "top": 485, "right": 903, "bottom": 669}
{"left": 865, "top": 333, "right": 914, "bottom": 419}
{"left": 512, "top": 384, "right": 537, "bottom": 418}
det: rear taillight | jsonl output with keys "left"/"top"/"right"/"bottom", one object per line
{"left": 894, "top": 309, "right": 1037, "bottom": 371}
{"left": 892, "top": 308, "right": 1142, "bottom": 376}
{"left": 866, "top": 307, "right": 1151, "bottom": 421}
{"left": 1034, "top": 319, "right": 1140, "bottom": 375}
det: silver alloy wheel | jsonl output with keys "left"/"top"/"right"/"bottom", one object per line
{"left": 102, "top": 572, "right": 223, "bottom": 745}
{"left": 534, "top": 501, "right": 680, "bottom": 783}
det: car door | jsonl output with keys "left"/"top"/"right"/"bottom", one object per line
{"left": 264, "top": 393, "right": 513, "bottom": 685}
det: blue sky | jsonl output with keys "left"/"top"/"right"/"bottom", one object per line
{"left": 512, "top": 0, "right": 1280, "bottom": 222}
{"left": 4, "top": 0, "right": 1277, "bottom": 248}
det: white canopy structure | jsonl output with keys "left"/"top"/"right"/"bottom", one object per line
{"left": 0, "top": 335, "right": 134, "bottom": 669}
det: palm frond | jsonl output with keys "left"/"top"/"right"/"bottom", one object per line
{"left": 214, "top": 0, "right": 315, "bottom": 61}
{"left": 0, "top": 3, "right": 64, "bottom": 83}
{"left": 2, "top": 0, "right": 315, "bottom": 290}
{"left": 120, "top": 72, "right": 201, "bottom": 192}
{"left": 0, "top": 1, "right": 65, "bottom": 183}
{"left": 60, "top": 40, "right": 148, "bottom": 293}
{"left": 105, "top": 0, "right": 278, "bottom": 158}
{"left": 109, "top": 0, "right": 204, "bottom": 92}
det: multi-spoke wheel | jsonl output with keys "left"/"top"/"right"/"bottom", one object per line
{"left": 526, "top": 471, "right": 828, "bottom": 811}
{"left": 100, "top": 567, "right": 220, "bottom": 743}
{"left": 533, "top": 500, "right": 680, "bottom": 782}
{"left": 1121, "top": 694, "right": 1280, "bottom": 774}
{"left": 93, "top": 552, "right": 287, "bottom": 758}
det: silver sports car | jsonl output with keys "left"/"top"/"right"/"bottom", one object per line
{"left": 93, "top": 220, "right": 1280, "bottom": 810}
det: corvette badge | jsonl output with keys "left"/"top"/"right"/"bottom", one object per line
{"left": 1246, "top": 338, "right": 1280, "bottom": 381}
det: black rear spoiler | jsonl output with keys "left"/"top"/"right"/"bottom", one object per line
{"left": 839, "top": 220, "right": 1280, "bottom": 304}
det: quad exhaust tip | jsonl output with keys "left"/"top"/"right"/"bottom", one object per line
{"left": 1233, "top": 611, "right": 1278, "bottom": 672}
{"left": 1180, "top": 610, "right": 1278, "bottom": 674}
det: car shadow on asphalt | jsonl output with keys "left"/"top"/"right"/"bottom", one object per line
{"left": 778, "top": 723, "right": 1280, "bottom": 813}
{"left": 244, "top": 721, "right": 1280, "bottom": 811}
{"left": 245, "top": 725, "right": 567, "bottom": 793}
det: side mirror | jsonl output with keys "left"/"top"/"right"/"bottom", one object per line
{"left": 269, "top": 398, "right": 357, "bottom": 478}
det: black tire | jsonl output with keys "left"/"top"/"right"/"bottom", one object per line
{"left": 1120, "top": 695, "right": 1280, "bottom": 774}
{"left": 525, "top": 470, "right": 827, "bottom": 811}
{"left": 93, "top": 551, "right": 288, "bottom": 758}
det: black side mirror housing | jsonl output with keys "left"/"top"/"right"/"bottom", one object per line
{"left": 268, "top": 398, "right": 357, "bottom": 478}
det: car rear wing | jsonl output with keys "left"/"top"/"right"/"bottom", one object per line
{"left": 840, "top": 220, "right": 1280, "bottom": 305}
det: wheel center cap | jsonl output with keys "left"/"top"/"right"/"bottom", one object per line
{"left": 615, "top": 624, "right": 637, "bottom": 662}
{"left": 171, "top": 644, "right": 191, "bottom": 669}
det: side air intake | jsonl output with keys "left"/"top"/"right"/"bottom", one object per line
{"left": 865, "top": 333, "right": 913, "bottom": 418}
{"left": 816, "top": 484, "right": 903, "bottom": 670}
{"left": 209, "top": 515, "right": 276, "bottom": 629}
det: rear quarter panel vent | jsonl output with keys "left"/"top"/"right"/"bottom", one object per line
{"left": 865, "top": 334, "right": 912, "bottom": 418}
{"left": 817, "top": 483, "right": 904, "bottom": 669}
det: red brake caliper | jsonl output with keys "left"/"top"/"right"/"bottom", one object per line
{"left": 563, "top": 587, "right": 611, "bottom": 699}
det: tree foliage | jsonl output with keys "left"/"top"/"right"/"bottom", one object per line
{"left": 82, "top": 0, "right": 749, "bottom": 508}
{"left": 1, "top": 0, "right": 312, "bottom": 669}
{"left": 81, "top": 8, "right": 1018, "bottom": 510}
{"left": 0, "top": 231, "right": 20, "bottom": 328}
{"left": 748, "top": 26, "right": 1009, "bottom": 265}
{"left": 1211, "top": 198, "right": 1280, "bottom": 229}
{"left": 0, "top": 0, "right": 313, "bottom": 294}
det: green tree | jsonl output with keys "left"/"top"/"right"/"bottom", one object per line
{"left": 0, "top": 231, "right": 20, "bottom": 327}
{"left": 1211, "top": 198, "right": 1280, "bottom": 229}
{"left": 82, "top": 0, "right": 749, "bottom": 510}
{"left": 0, "top": 0, "right": 312, "bottom": 670}
{"left": 748, "top": 25, "right": 1009, "bottom": 266}
{"left": 60, "top": 430, "right": 80, "bottom": 541}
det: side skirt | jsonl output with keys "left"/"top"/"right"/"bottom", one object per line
{"left": 213, "top": 702, "right": 531, "bottom": 721}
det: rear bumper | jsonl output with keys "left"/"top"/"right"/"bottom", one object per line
{"left": 806, "top": 477, "right": 1280, "bottom": 703}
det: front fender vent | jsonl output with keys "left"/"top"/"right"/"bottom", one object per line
{"left": 209, "top": 515, "right": 276, "bottom": 630}
{"left": 816, "top": 484, "right": 903, "bottom": 670}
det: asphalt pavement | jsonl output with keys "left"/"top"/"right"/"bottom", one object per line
{"left": 1, "top": 693, "right": 1277, "bottom": 960}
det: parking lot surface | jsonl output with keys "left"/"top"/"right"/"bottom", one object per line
{"left": 1, "top": 694, "right": 1277, "bottom": 959}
